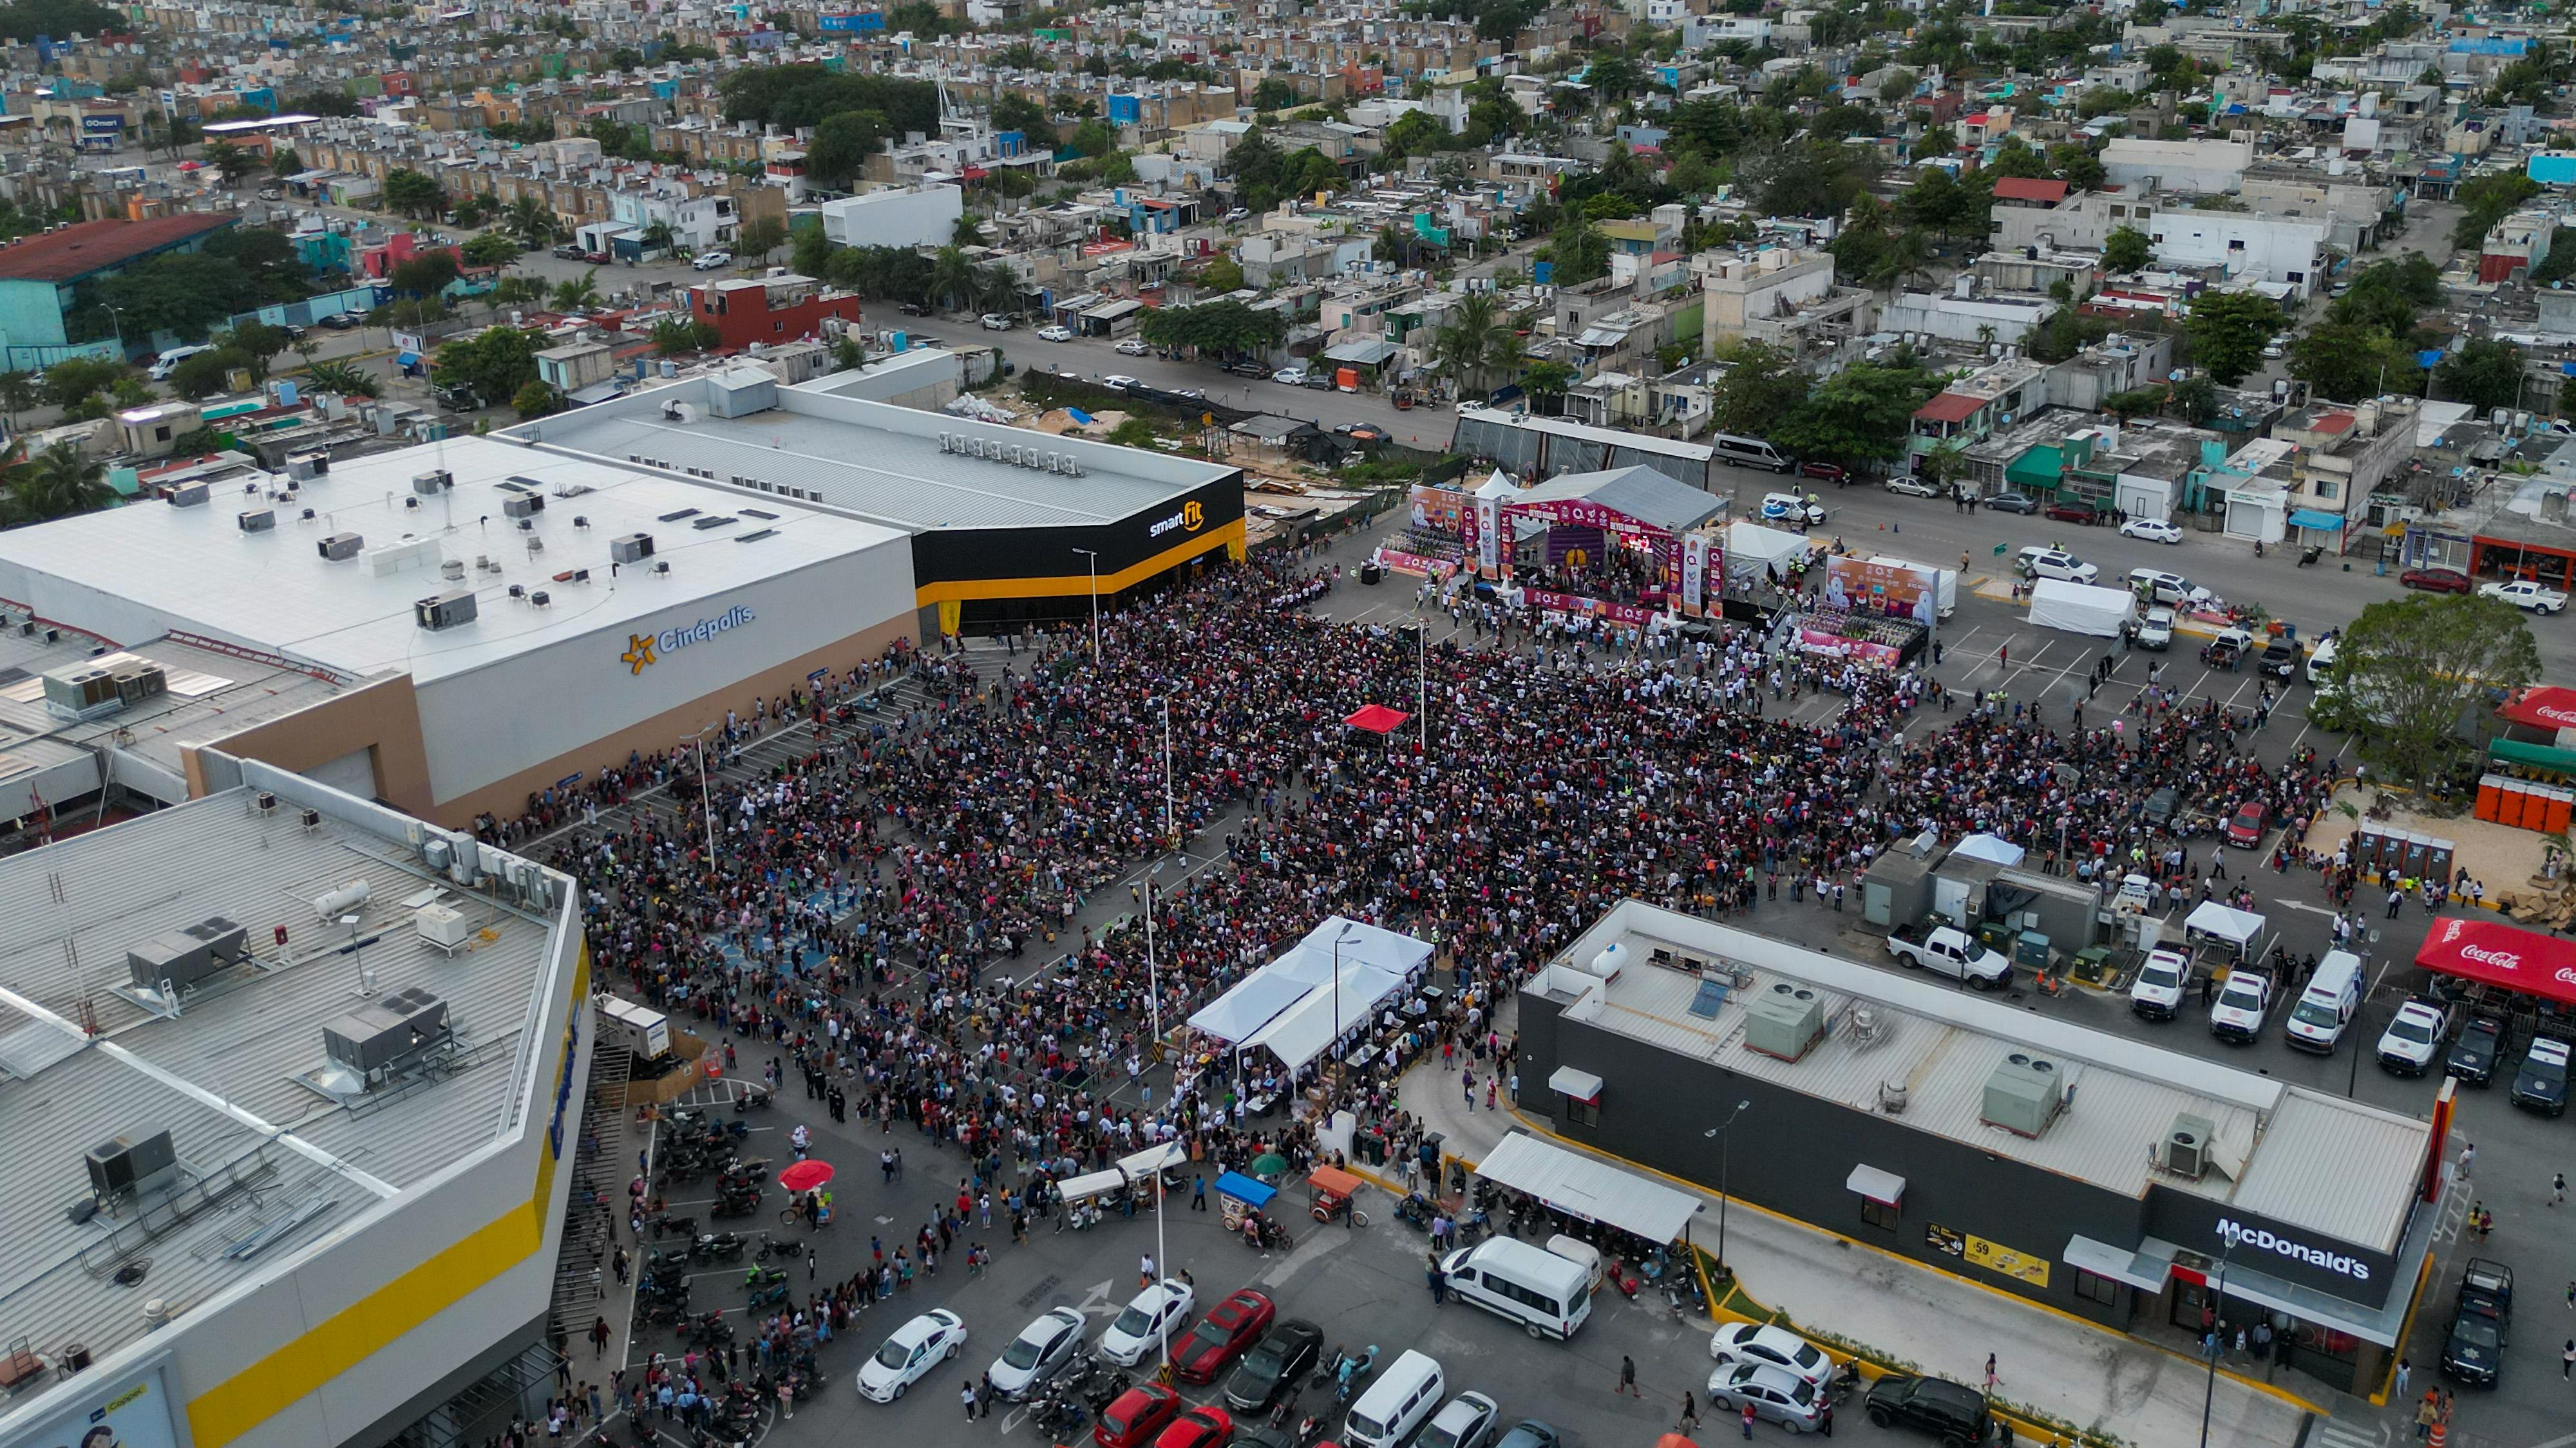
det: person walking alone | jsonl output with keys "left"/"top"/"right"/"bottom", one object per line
{"left": 1617, "top": 1357, "right": 1639, "bottom": 1398}
{"left": 1677, "top": 1392, "right": 1698, "bottom": 1434}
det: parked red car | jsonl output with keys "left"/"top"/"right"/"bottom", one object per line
{"left": 2400, "top": 567, "right": 2472, "bottom": 594}
{"left": 1799, "top": 460, "right": 1846, "bottom": 483}
{"left": 1172, "top": 1290, "right": 1275, "bottom": 1384}
{"left": 1155, "top": 1406, "right": 1236, "bottom": 1448}
{"left": 1097, "top": 1385, "right": 1184, "bottom": 1448}
{"left": 2044, "top": 499, "right": 2100, "bottom": 525}
{"left": 2226, "top": 802, "right": 2268, "bottom": 849}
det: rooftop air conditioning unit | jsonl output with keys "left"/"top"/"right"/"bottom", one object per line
{"left": 125, "top": 916, "right": 248, "bottom": 993}
{"left": 167, "top": 482, "right": 209, "bottom": 508}
{"left": 412, "top": 469, "right": 453, "bottom": 496}
{"left": 85, "top": 1130, "right": 178, "bottom": 1205}
{"left": 414, "top": 588, "right": 479, "bottom": 631}
{"left": 238, "top": 509, "right": 276, "bottom": 533}
{"left": 1980, "top": 1052, "right": 2068, "bottom": 1138}
{"left": 610, "top": 532, "right": 655, "bottom": 564}
{"left": 502, "top": 493, "right": 544, "bottom": 519}
{"left": 1743, "top": 982, "right": 1826, "bottom": 1062}
{"left": 2166, "top": 1112, "right": 2215, "bottom": 1181}
{"left": 114, "top": 666, "right": 166, "bottom": 706}
{"left": 318, "top": 531, "right": 363, "bottom": 561}
{"left": 321, "top": 987, "right": 453, "bottom": 1085}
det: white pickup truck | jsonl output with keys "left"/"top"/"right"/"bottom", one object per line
{"left": 2479, "top": 579, "right": 2568, "bottom": 615}
{"left": 1885, "top": 923, "right": 2013, "bottom": 989}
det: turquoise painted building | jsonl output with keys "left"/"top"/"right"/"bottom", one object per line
{"left": 0, "top": 213, "right": 234, "bottom": 367}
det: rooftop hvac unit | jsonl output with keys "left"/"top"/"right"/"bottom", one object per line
{"left": 286, "top": 450, "right": 328, "bottom": 480}
{"left": 317, "top": 531, "right": 363, "bottom": 561}
{"left": 1980, "top": 1052, "right": 2067, "bottom": 1138}
{"left": 238, "top": 508, "right": 276, "bottom": 532}
{"left": 529, "top": 589, "right": 551, "bottom": 606}
{"left": 320, "top": 987, "right": 453, "bottom": 1086}
{"left": 125, "top": 916, "right": 249, "bottom": 993}
{"left": 85, "top": 1130, "right": 178, "bottom": 1205}
{"left": 1742, "top": 982, "right": 1827, "bottom": 1062}
{"left": 113, "top": 666, "right": 166, "bottom": 706}
{"left": 43, "top": 665, "right": 120, "bottom": 719}
{"left": 502, "top": 493, "right": 544, "bottom": 519}
{"left": 609, "top": 532, "right": 655, "bottom": 564}
{"left": 167, "top": 482, "right": 209, "bottom": 508}
{"left": 414, "top": 902, "right": 475, "bottom": 953}
{"left": 2165, "top": 1112, "right": 2216, "bottom": 1181}
{"left": 415, "top": 588, "right": 479, "bottom": 632}
{"left": 412, "top": 469, "right": 453, "bottom": 496}
{"left": 440, "top": 558, "right": 466, "bottom": 582}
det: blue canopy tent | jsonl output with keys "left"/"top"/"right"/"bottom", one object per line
{"left": 1213, "top": 1171, "right": 1277, "bottom": 1228}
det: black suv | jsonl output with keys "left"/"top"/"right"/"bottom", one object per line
{"left": 1865, "top": 1374, "right": 1992, "bottom": 1445}
{"left": 2512, "top": 1035, "right": 2571, "bottom": 1115}
{"left": 2447, "top": 1014, "right": 2510, "bottom": 1086}
{"left": 2441, "top": 1258, "right": 2514, "bottom": 1385}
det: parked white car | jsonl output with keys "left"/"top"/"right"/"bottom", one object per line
{"left": 1708, "top": 1323, "right": 1833, "bottom": 1391}
{"left": 2128, "top": 948, "right": 2190, "bottom": 1020}
{"left": 1037, "top": 325, "right": 1075, "bottom": 342}
{"left": 1097, "top": 1279, "right": 1195, "bottom": 1366}
{"left": 2120, "top": 518, "right": 2184, "bottom": 544}
{"left": 1115, "top": 337, "right": 1153, "bottom": 356}
{"left": 980, "top": 314, "right": 1016, "bottom": 331}
{"left": 2209, "top": 969, "right": 2275, "bottom": 1044}
{"left": 2377, "top": 1000, "right": 2452, "bottom": 1077}
{"left": 2134, "top": 606, "right": 2175, "bottom": 652}
{"left": 1274, "top": 367, "right": 1311, "bottom": 385}
{"left": 2480, "top": 579, "right": 2569, "bottom": 614}
{"left": 2016, "top": 546, "right": 2099, "bottom": 584}
{"left": 1103, "top": 375, "right": 1140, "bottom": 391}
{"left": 989, "top": 1307, "right": 1087, "bottom": 1400}
{"left": 857, "top": 1310, "right": 965, "bottom": 1402}
{"left": 1885, "top": 477, "right": 1941, "bottom": 498}
{"left": 690, "top": 250, "right": 732, "bottom": 272}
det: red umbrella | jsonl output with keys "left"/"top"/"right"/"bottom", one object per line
{"left": 778, "top": 1160, "right": 834, "bottom": 1193}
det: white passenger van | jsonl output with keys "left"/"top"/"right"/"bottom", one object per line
{"left": 1439, "top": 1237, "right": 1595, "bottom": 1340}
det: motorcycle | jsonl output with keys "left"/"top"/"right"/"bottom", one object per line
{"left": 1243, "top": 1216, "right": 1291, "bottom": 1250}
{"left": 690, "top": 1233, "right": 748, "bottom": 1264}
{"left": 743, "top": 1266, "right": 790, "bottom": 1290}
{"left": 709, "top": 1192, "right": 762, "bottom": 1220}
{"left": 746, "top": 1281, "right": 791, "bottom": 1310}
{"left": 1326, "top": 1345, "right": 1379, "bottom": 1404}
{"left": 646, "top": 1212, "right": 696, "bottom": 1239}
{"left": 1393, "top": 1192, "right": 1437, "bottom": 1232}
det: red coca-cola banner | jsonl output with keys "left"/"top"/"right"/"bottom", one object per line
{"left": 2414, "top": 916, "right": 2576, "bottom": 1008}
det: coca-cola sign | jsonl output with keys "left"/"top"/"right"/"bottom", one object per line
{"left": 2418, "top": 916, "right": 2576, "bottom": 1010}
{"left": 2459, "top": 945, "right": 2523, "bottom": 970}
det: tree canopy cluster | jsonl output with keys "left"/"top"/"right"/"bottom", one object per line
{"left": 0, "top": 0, "right": 122, "bottom": 41}
{"left": 68, "top": 229, "right": 313, "bottom": 345}
{"left": 1224, "top": 128, "right": 1351, "bottom": 212}
{"left": 719, "top": 68, "right": 939, "bottom": 138}
{"left": 1135, "top": 299, "right": 1285, "bottom": 357}
{"left": 1703, "top": 340, "right": 1946, "bottom": 471}
{"left": 2289, "top": 254, "right": 2439, "bottom": 402}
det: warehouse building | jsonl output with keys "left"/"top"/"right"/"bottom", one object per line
{"left": 0, "top": 758, "right": 591, "bottom": 1448}
{"left": 1515, "top": 902, "right": 2441, "bottom": 1395}
{"left": 501, "top": 363, "right": 1245, "bottom": 635}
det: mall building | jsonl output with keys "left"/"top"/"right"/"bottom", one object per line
{"left": 1515, "top": 902, "right": 2443, "bottom": 1395}
{"left": 0, "top": 352, "right": 1240, "bottom": 829}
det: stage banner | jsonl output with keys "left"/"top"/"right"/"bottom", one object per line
{"left": 1377, "top": 547, "right": 1458, "bottom": 580}
{"left": 1406, "top": 485, "right": 1468, "bottom": 533}
{"left": 1795, "top": 625, "right": 1904, "bottom": 666}
{"left": 1524, "top": 588, "right": 1655, "bottom": 626}
{"left": 1681, "top": 532, "right": 1709, "bottom": 613}
{"left": 1823, "top": 556, "right": 1938, "bottom": 624}
{"left": 1473, "top": 491, "right": 1502, "bottom": 576}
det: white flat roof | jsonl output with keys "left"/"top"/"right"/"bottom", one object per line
{"left": 0, "top": 437, "right": 911, "bottom": 686}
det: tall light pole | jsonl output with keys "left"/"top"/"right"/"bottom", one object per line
{"left": 1329, "top": 921, "right": 1358, "bottom": 1096}
{"left": 1703, "top": 1100, "right": 1751, "bottom": 1279}
{"left": 1071, "top": 547, "right": 1101, "bottom": 666}
{"left": 2198, "top": 1234, "right": 2237, "bottom": 1448}
{"left": 1416, "top": 621, "right": 1427, "bottom": 755}
{"left": 1144, "top": 858, "right": 1173, "bottom": 1378}
{"left": 1161, "top": 695, "right": 1175, "bottom": 848}
{"left": 685, "top": 722, "right": 721, "bottom": 863}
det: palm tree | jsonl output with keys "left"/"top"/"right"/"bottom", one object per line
{"left": 639, "top": 220, "right": 676, "bottom": 258}
{"left": 929, "top": 245, "right": 977, "bottom": 313}
{"left": 552, "top": 268, "right": 602, "bottom": 311}
{"left": 1374, "top": 223, "right": 1412, "bottom": 268}
{"left": 972, "top": 263, "right": 1017, "bottom": 315}
{"left": 1876, "top": 229, "right": 1931, "bottom": 292}
{"left": 507, "top": 194, "right": 559, "bottom": 245}
{"left": 1431, "top": 292, "right": 1519, "bottom": 401}
{"left": 3, "top": 442, "right": 113, "bottom": 525}
{"left": 0, "top": 370, "right": 33, "bottom": 433}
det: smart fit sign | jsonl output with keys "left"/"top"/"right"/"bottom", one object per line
{"left": 622, "top": 605, "right": 757, "bottom": 675}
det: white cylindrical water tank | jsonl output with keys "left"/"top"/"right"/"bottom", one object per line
{"left": 311, "top": 878, "right": 371, "bottom": 921}
{"left": 1589, "top": 942, "right": 1627, "bottom": 979}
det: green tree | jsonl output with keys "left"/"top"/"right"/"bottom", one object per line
{"left": 166, "top": 349, "right": 243, "bottom": 400}
{"left": 383, "top": 168, "right": 446, "bottom": 220}
{"left": 202, "top": 142, "right": 259, "bottom": 186}
{"left": 990, "top": 93, "right": 1052, "bottom": 140}
{"left": 433, "top": 326, "right": 546, "bottom": 409}
{"left": 2315, "top": 593, "right": 2538, "bottom": 791}
{"left": 1199, "top": 255, "right": 1245, "bottom": 292}
{"left": 511, "top": 381, "right": 565, "bottom": 419}
{"left": 461, "top": 232, "right": 524, "bottom": 268}
{"left": 1772, "top": 362, "right": 1938, "bottom": 469}
{"left": 491, "top": 274, "right": 551, "bottom": 310}
{"left": 1544, "top": 218, "right": 1609, "bottom": 285}
{"left": 650, "top": 317, "right": 723, "bottom": 355}
{"left": 2183, "top": 290, "right": 2286, "bottom": 386}
{"left": 0, "top": 440, "right": 114, "bottom": 525}
{"left": 2102, "top": 225, "right": 2152, "bottom": 273}
{"left": 2289, "top": 322, "right": 2414, "bottom": 402}
{"left": 2434, "top": 337, "right": 2526, "bottom": 411}
{"left": 1707, "top": 340, "right": 1811, "bottom": 438}
{"left": 805, "top": 109, "right": 891, "bottom": 189}
{"left": 551, "top": 269, "right": 602, "bottom": 311}
{"left": 2452, "top": 171, "right": 2541, "bottom": 251}
{"left": 1104, "top": 417, "right": 1157, "bottom": 448}
{"left": 300, "top": 359, "right": 381, "bottom": 397}
{"left": 40, "top": 358, "right": 126, "bottom": 411}
{"left": 1520, "top": 360, "right": 1576, "bottom": 413}
{"left": 390, "top": 249, "right": 461, "bottom": 298}
{"left": 739, "top": 217, "right": 788, "bottom": 265}
{"left": 504, "top": 194, "right": 559, "bottom": 245}
{"left": 1251, "top": 77, "right": 1299, "bottom": 111}
{"left": 0, "top": 0, "right": 125, "bottom": 43}
{"left": 1429, "top": 292, "right": 1520, "bottom": 399}
{"left": 1134, "top": 298, "right": 1287, "bottom": 355}
{"left": 0, "top": 369, "right": 31, "bottom": 429}
{"left": 222, "top": 322, "right": 290, "bottom": 383}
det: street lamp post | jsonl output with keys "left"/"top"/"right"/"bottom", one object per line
{"left": 686, "top": 723, "right": 721, "bottom": 863}
{"left": 1071, "top": 547, "right": 1101, "bottom": 666}
{"left": 1161, "top": 696, "right": 1175, "bottom": 848}
{"left": 104, "top": 304, "right": 128, "bottom": 355}
{"left": 1328, "top": 921, "right": 1358, "bottom": 1096}
{"left": 1703, "top": 1100, "right": 1752, "bottom": 1280}
{"left": 2197, "top": 1235, "right": 2238, "bottom": 1448}
{"left": 1144, "top": 857, "right": 1172, "bottom": 1377}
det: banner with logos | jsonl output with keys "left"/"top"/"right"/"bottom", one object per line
{"left": 1376, "top": 547, "right": 1458, "bottom": 581}
{"left": 1473, "top": 490, "right": 1502, "bottom": 576}
{"left": 1523, "top": 588, "right": 1654, "bottom": 627}
{"left": 1406, "top": 485, "right": 1468, "bottom": 535}
{"left": 1823, "top": 556, "right": 1938, "bottom": 625}
{"left": 1681, "top": 533, "right": 1710, "bottom": 614}
{"left": 1795, "top": 626, "right": 1904, "bottom": 667}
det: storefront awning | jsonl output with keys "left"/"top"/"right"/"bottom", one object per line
{"left": 1844, "top": 1163, "right": 1906, "bottom": 1206}
{"left": 2497, "top": 685, "right": 2576, "bottom": 730}
{"left": 2489, "top": 737, "right": 2576, "bottom": 775}
{"left": 2414, "top": 916, "right": 2576, "bottom": 1008}
{"left": 2063, "top": 1233, "right": 2175, "bottom": 1293}
{"left": 1473, "top": 1131, "right": 1704, "bottom": 1244}
{"left": 2287, "top": 509, "right": 2347, "bottom": 531}
{"left": 1548, "top": 1066, "right": 1604, "bottom": 1104}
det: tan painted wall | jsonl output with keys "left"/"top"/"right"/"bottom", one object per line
{"left": 184, "top": 615, "right": 916, "bottom": 829}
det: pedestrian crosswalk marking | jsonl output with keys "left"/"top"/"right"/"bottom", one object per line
{"left": 2308, "top": 1416, "right": 2383, "bottom": 1448}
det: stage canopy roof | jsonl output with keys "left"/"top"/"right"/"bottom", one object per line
{"left": 1509, "top": 465, "right": 1728, "bottom": 534}
{"left": 1187, "top": 916, "right": 1435, "bottom": 1045}
{"left": 1345, "top": 704, "right": 1410, "bottom": 734}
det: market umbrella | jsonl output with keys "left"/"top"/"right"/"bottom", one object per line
{"left": 1249, "top": 1152, "right": 1289, "bottom": 1181}
{"left": 778, "top": 1160, "right": 834, "bottom": 1193}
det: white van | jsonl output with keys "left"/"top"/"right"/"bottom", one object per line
{"left": 1543, "top": 1234, "right": 1605, "bottom": 1294}
{"left": 147, "top": 344, "right": 215, "bottom": 381}
{"left": 1710, "top": 433, "right": 1795, "bottom": 473}
{"left": 2306, "top": 635, "right": 2338, "bottom": 686}
{"left": 1440, "top": 1237, "right": 1594, "bottom": 1340}
{"left": 1344, "top": 1350, "right": 1445, "bottom": 1448}
{"left": 2284, "top": 949, "right": 2365, "bottom": 1054}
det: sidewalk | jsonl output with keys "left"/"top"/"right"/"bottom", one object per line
{"left": 1378, "top": 1040, "right": 2313, "bottom": 1448}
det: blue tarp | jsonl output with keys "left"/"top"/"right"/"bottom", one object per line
{"left": 2288, "top": 509, "right": 2345, "bottom": 531}
{"left": 396, "top": 351, "right": 420, "bottom": 367}
{"left": 1214, "top": 1172, "right": 1276, "bottom": 1207}
{"left": 1066, "top": 407, "right": 1095, "bottom": 425}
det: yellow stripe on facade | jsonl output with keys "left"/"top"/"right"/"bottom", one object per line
{"left": 186, "top": 948, "right": 591, "bottom": 1448}
{"left": 911, "top": 518, "right": 1245, "bottom": 606}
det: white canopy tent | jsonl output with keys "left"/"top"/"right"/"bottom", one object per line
{"left": 1472, "top": 1131, "right": 1705, "bottom": 1245}
{"left": 1241, "top": 958, "right": 1412, "bottom": 1071}
{"left": 2183, "top": 900, "right": 2267, "bottom": 946}
{"left": 1188, "top": 916, "right": 1434, "bottom": 1047}
{"left": 1724, "top": 522, "right": 1811, "bottom": 573}
{"left": 1951, "top": 833, "right": 2026, "bottom": 867}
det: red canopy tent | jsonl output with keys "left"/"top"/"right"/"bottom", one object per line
{"left": 2413, "top": 916, "right": 2576, "bottom": 1008}
{"left": 1343, "top": 704, "right": 1412, "bottom": 735}
{"left": 2497, "top": 686, "right": 2576, "bottom": 731}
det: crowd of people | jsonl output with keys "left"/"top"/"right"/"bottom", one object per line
{"left": 497, "top": 547, "right": 2358, "bottom": 1411}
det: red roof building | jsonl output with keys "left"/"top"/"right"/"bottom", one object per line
{"left": 1990, "top": 176, "right": 2070, "bottom": 205}
{"left": 0, "top": 213, "right": 234, "bottom": 285}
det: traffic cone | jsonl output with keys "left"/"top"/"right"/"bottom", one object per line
{"left": 2429, "top": 1420, "right": 2447, "bottom": 1448}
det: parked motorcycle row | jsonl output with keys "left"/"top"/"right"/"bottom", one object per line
{"left": 1021, "top": 1353, "right": 1136, "bottom": 1438}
